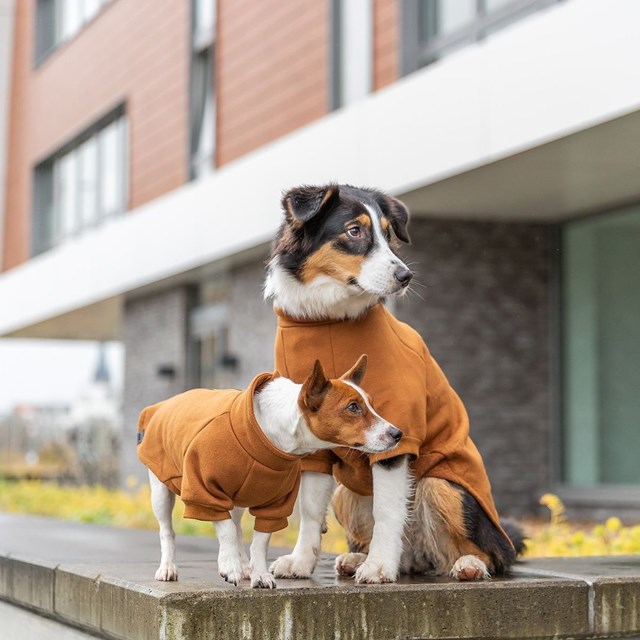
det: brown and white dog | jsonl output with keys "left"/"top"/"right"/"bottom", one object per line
{"left": 141, "top": 355, "right": 402, "bottom": 589}
{"left": 264, "top": 184, "right": 523, "bottom": 584}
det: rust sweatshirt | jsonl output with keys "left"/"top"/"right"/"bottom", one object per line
{"left": 137, "top": 372, "right": 301, "bottom": 533}
{"left": 274, "top": 304, "right": 511, "bottom": 546}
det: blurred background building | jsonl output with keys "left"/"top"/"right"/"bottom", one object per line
{"left": 0, "top": 0, "right": 639, "bottom": 518}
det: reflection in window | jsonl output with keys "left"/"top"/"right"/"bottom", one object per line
{"left": 562, "top": 207, "right": 640, "bottom": 486}
{"left": 190, "top": 0, "right": 216, "bottom": 179}
{"left": 35, "top": 0, "right": 113, "bottom": 63}
{"left": 404, "top": 0, "right": 563, "bottom": 72}
{"left": 32, "top": 113, "right": 127, "bottom": 256}
{"left": 331, "top": 0, "right": 373, "bottom": 110}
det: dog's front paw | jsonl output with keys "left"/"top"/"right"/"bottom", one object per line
{"left": 218, "top": 555, "right": 246, "bottom": 586}
{"left": 354, "top": 559, "right": 397, "bottom": 584}
{"left": 155, "top": 562, "right": 178, "bottom": 581}
{"left": 251, "top": 572, "right": 277, "bottom": 589}
{"left": 335, "top": 552, "right": 367, "bottom": 577}
{"left": 270, "top": 552, "right": 317, "bottom": 579}
{"left": 450, "top": 555, "right": 491, "bottom": 581}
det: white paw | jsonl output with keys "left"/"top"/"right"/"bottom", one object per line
{"left": 270, "top": 552, "right": 317, "bottom": 579}
{"left": 250, "top": 572, "right": 277, "bottom": 589}
{"left": 354, "top": 559, "right": 397, "bottom": 584}
{"left": 155, "top": 563, "right": 178, "bottom": 581}
{"left": 450, "top": 555, "right": 491, "bottom": 581}
{"left": 218, "top": 555, "right": 246, "bottom": 586}
{"left": 335, "top": 552, "right": 367, "bottom": 577}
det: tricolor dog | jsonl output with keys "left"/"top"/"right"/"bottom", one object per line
{"left": 137, "top": 355, "right": 401, "bottom": 588}
{"left": 264, "top": 184, "right": 523, "bottom": 584}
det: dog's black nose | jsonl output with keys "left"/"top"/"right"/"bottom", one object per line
{"left": 394, "top": 267, "right": 412, "bottom": 287}
{"left": 388, "top": 427, "right": 403, "bottom": 442}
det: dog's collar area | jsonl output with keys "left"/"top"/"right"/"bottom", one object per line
{"left": 274, "top": 303, "right": 384, "bottom": 326}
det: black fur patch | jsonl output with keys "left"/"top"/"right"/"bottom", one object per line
{"left": 455, "top": 483, "right": 518, "bottom": 574}
{"left": 375, "top": 454, "right": 409, "bottom": 471}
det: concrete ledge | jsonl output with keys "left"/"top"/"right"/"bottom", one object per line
{"left": 1, "top": 514, "right": 639, "bottom": 640}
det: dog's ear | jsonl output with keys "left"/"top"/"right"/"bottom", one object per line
{"left": 300, "top": 360, "right": 330, "bottom": 412}
{"left": 377, "top": 195, "right": 410, "bottom": 243}
{"left": 340, "top": 354, "right": 367, "bottom": 387}
{"left": 282, "top": 184, "right": 340, "bottom": 226}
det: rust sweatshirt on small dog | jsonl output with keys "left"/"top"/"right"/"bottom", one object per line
{"left": 136, "top": 372, "right": 301, "bottom": 533}
{"left": 274, "top": 304, "right": 512, "bottom": 547}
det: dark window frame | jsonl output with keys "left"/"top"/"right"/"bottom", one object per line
{"left": 552, "top": 204, "right": 640, "bottom": 508}
{"left": 402, "top": 0, "right": 563, "bottom": 75}
{"left": 34, "top": 0, "right": 115, "bottom": 67}
{"left": 31, "top": 104, "right": 127, "bottom": 257}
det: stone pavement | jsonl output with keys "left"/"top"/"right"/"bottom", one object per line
{"left": 1, "top": 513, "right": 639, "bottom": 639}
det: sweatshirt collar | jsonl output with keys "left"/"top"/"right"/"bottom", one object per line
{"left": 229, "top": 372, "right": 301, "bottom": 471}
{"left": 274, "top": 303, "right": 385, "bottom": 327}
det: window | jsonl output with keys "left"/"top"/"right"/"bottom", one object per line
{"left": 402, "top": 0, "right": 562, "bottom": 73}
{"left": 190, "top": 0, "right": 216, "bottom": 179}
{"left": 561, "top": 206, "right": 640, "bottom": 486}
{"left": 35, "top": 0, "right": 112, "bottom": 64}
{"left": 331, "top": 0, "right": 373, "bottom": 109}
{"left": 32, "top": 112, "right": 127, "bottom": 255}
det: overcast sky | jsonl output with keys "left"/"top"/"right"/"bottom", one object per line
{"left": 0, "top": 339, "right": 124, "bottom": 415}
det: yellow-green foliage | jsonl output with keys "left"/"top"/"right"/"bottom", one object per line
{"left": 0, "top": 477, "right": 348, "bottom": 551}
{"left": 523, "top": 493, "right": 640, "bottom": 557}
{"left": 1, "top": 480, "right": 638, "bottom": 557}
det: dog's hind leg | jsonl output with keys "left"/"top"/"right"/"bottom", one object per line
{"left": 333, "top": 486, "right": 373, "bottom": 577}
{"left": 149, "top": 470, "right": 178, "bottom": 581}
{"left": 412, "top": 477, "right": 501, "bottom": 581}
{"left": 270, "top": 471, "right": 335, "bottom": 578}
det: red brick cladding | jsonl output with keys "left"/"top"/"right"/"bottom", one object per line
{"left": 2, "top": 0, "right": 190, "bottom": 271}
{"left": 216, "top": 0, "right": 331, "bottom": 166}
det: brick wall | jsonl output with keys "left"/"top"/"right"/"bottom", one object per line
{"left": 121, "top": 286, "right": 196, "bottom": 484}
{"left": 2, "top": 0, "right": 190, "bottom": 271}
{"left": 395, "top": 219, "right": 553, "bottom": 517}
{"left": 226, "top": 257, "right": 278, "bottom": 388}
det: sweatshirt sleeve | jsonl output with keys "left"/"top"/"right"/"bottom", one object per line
{"left": 249, "top": 480, "right": 300, "bottom": 533}
{"left": 180, "top": 428, "right": 235, "bottom": 522}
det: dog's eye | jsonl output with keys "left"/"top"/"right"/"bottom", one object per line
{"left": 347, "top": 402, "right": 362, "bottom": 414}
{"left": 346, "top": 226, "right": 362, "bottom": 239}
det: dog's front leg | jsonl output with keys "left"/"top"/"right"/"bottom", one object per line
{"left": 270, "top": 471, "right": 336, "bottom": 578}
{"left": 355, "top": 455, "right": 411, "bottom": 584}
{"left": 214, "top": 518, "right": 247, "bottom": 586}
{"left": 249, "top": 531, "right": 276, "bottom": 588}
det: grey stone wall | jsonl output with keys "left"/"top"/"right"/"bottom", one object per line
{"left": 395, "top": 219, "right": 553, "bottom": 517}
{"left": 226, "top": 258, "right": 278, "bottom": 388}
{"left": 121, "top": 286, "right": 196, "bottom": 485}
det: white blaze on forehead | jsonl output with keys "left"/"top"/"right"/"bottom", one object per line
{"left": 343, "top": 379, "right": 381, "bottom": 418}
{"left": 364, "top": 204, "right": 392, "bottom": 250}
{"left": 343, "top": 379, "right": 394, "bottom": 452}
{"left": 356, "top": 205, "right": 409, "bottom": 295}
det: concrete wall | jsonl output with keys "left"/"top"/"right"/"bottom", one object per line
{"left": 395, "top": 219, "right": 553, "bottom": 516}
{"left": 121, "top": 286, "right": 196, "bottom": 484}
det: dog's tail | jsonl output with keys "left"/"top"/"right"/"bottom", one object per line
{"left": 501, "top": 518, "right": 526, "bottom": 556}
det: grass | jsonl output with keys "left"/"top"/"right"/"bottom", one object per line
{"left": 2, "top": 479, "right": 640, "bottom": 557}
